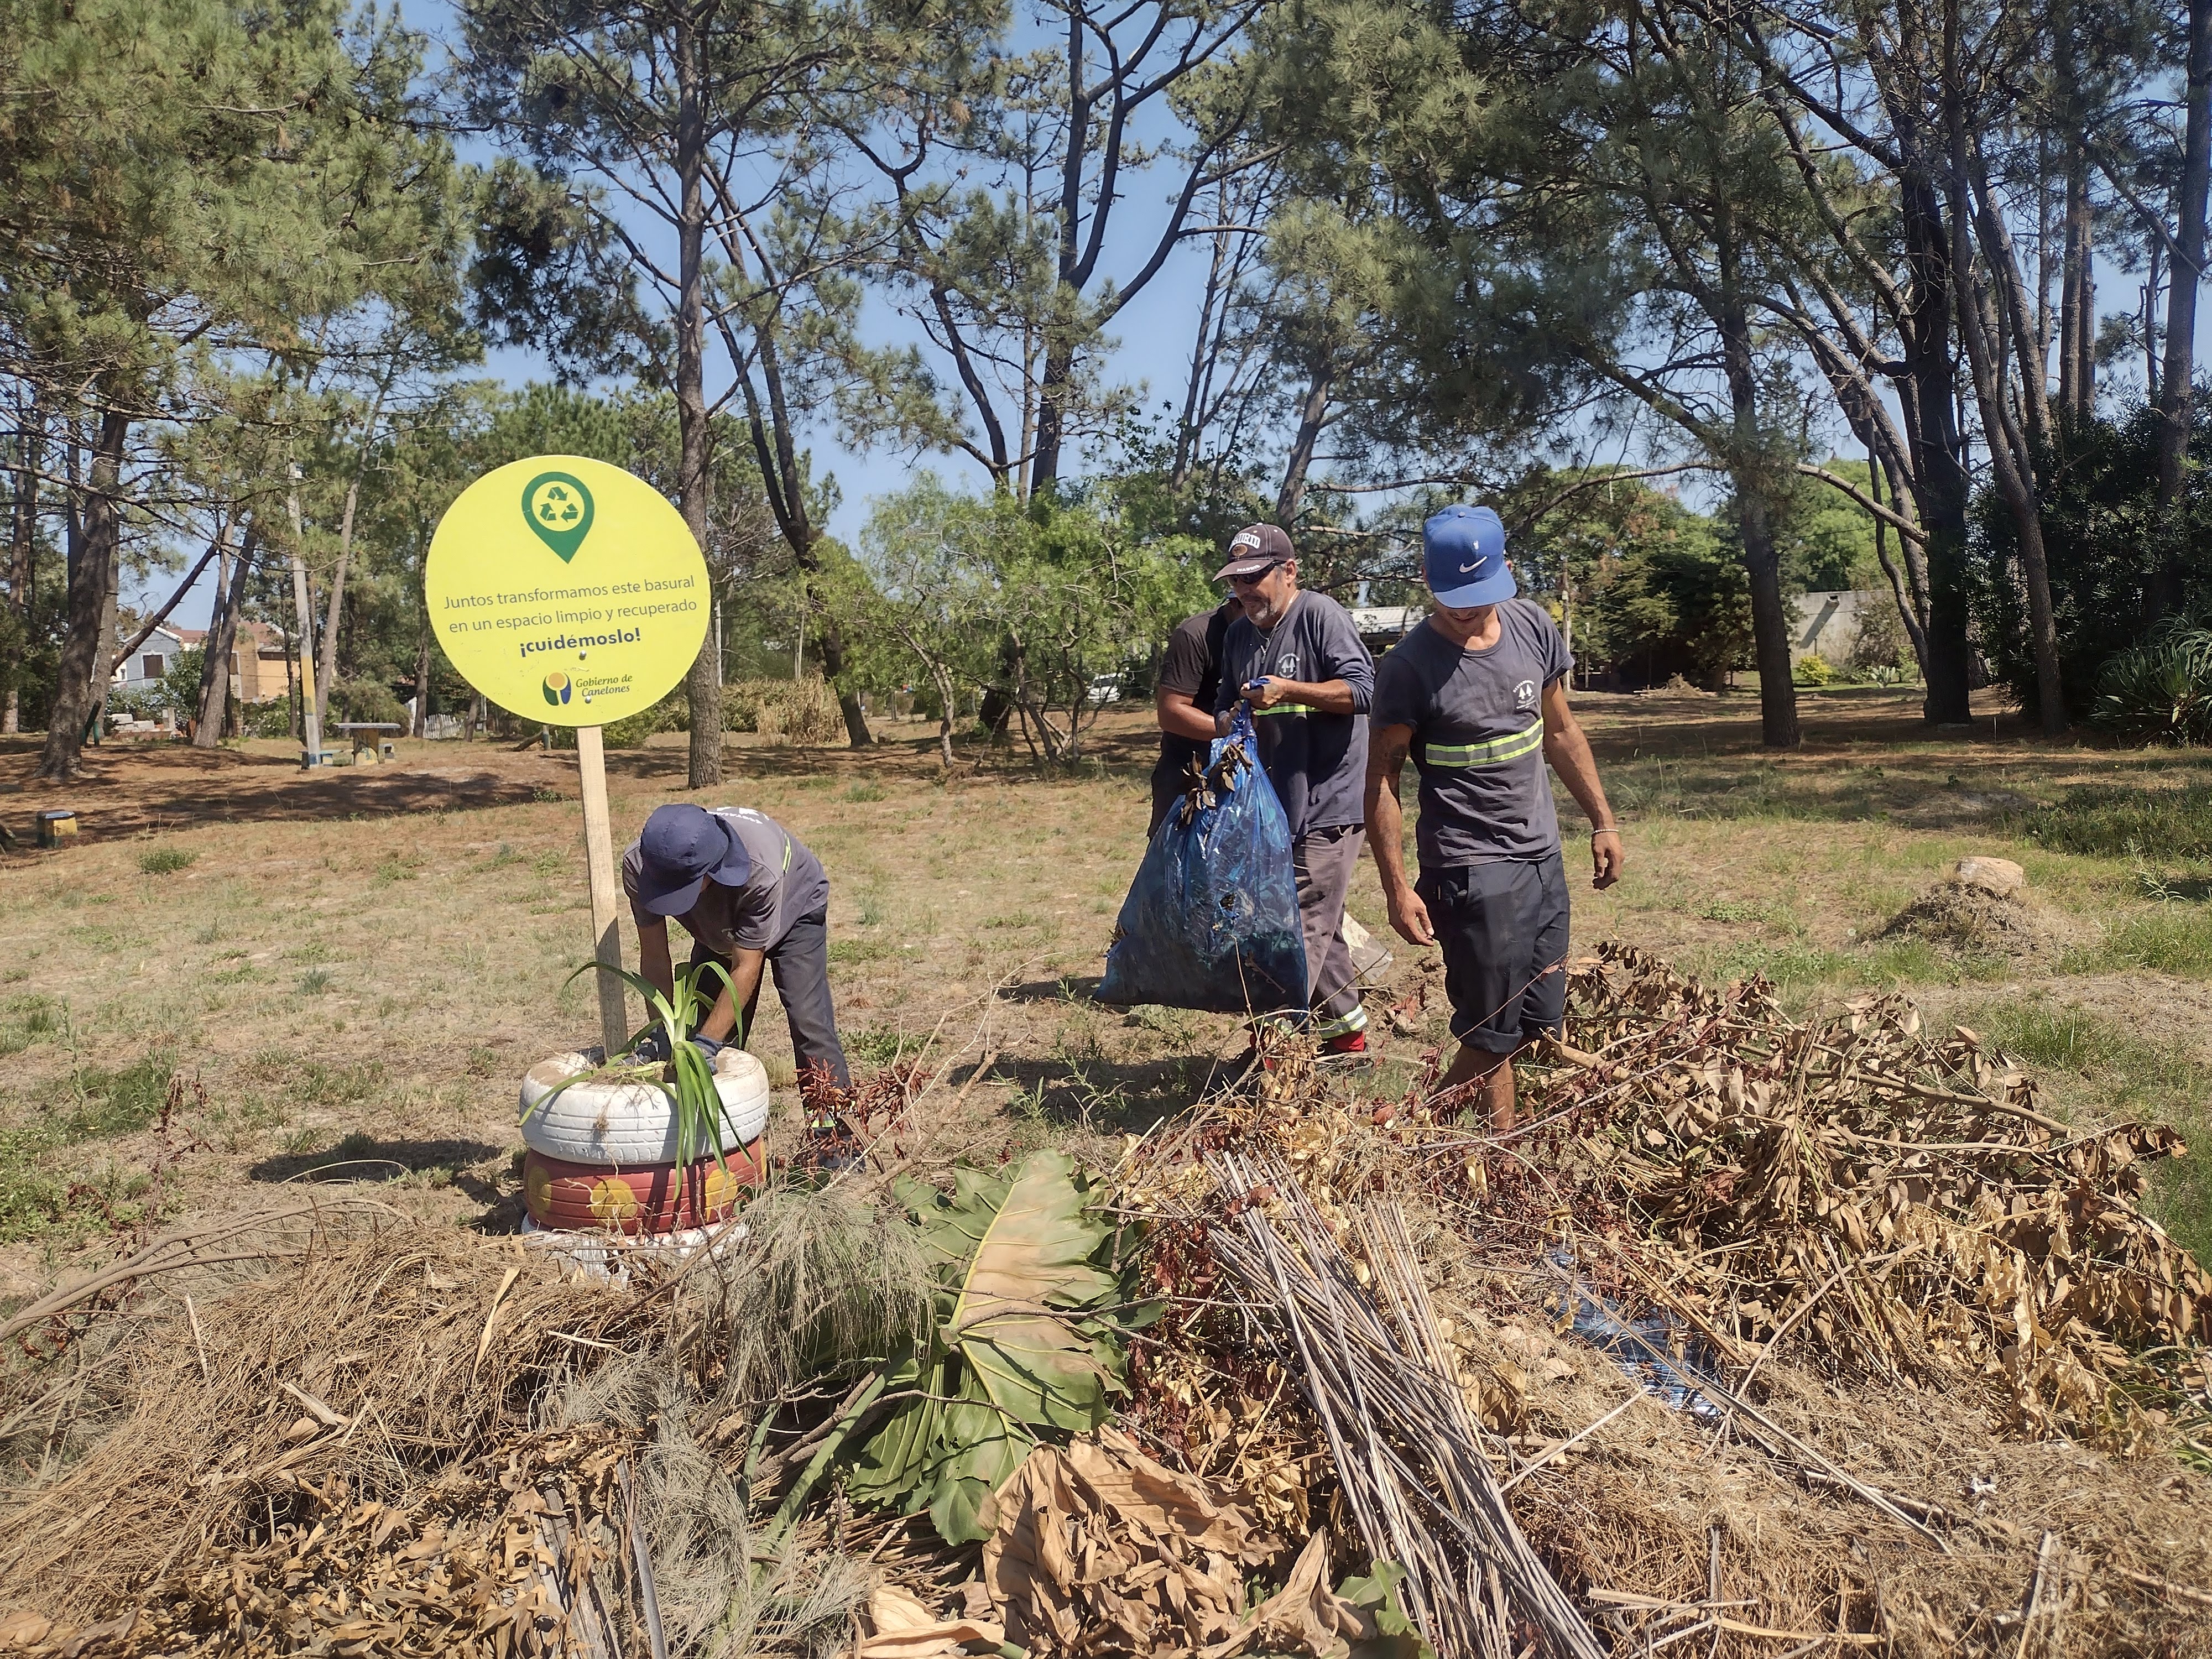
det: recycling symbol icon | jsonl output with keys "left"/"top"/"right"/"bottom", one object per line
{"left": 521, "top": 472, "right": 596, "bottom": 562}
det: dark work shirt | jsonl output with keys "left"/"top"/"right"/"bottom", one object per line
{"left": 622, "top": 807, "right": 830, "bottom": 955}
{"left": 1370, "top": 602, "right": 1574, "bottom": 867}
{"left": 1213, "top": 589, "right": 1374, "bottom": 839}
{"left": 1151, "top": 604, "right": 1237, "bottom": 832}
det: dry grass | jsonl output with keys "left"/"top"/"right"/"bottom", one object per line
{"left": 0, "top": 682, "right": 2207, "bottom": 1270}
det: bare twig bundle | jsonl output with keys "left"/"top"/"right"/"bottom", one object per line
{"left": 1202, "top": 1151, "right": 1604, "bottom": 1659}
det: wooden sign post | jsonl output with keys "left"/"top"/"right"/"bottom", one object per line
{"left": 425, "top": 457, "right": 711, "bottom": 1058}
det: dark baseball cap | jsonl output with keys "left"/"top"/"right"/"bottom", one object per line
{"left": 1213, "top": 523, "right": 1294, "bottom": 581}
{"left": 1423, "top": 505, "right": 1517, "bottom": 608}
{"left": 634, "top": 804, "right": 750, "bottom": 916}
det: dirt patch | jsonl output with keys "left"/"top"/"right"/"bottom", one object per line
{"left": 1879, "top": 881, "right": 2073, "bottom": 959}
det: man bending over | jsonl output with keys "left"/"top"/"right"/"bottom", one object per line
{"left": 623, "top": 802, "right": 852, "bottom": 1098}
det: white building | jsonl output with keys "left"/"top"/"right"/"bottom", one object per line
{"left": 111, "top": 624, "right": 186, "bottom": 693}
{"left": 1790, "top": 590, "right": 1884, "bottom": 666}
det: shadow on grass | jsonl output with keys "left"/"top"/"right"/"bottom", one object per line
{"left": 988, "top": 1050, "right": 1224, "bottom": 1136}
{"left": 1001, "top": 975, "right": 1107, "bottom": 1004}
{"left": 248, "top": 1133, "right": 505, "bottom": 1203}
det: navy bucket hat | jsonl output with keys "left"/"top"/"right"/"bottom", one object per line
{"left": 634, "top": 804, "right": 750, "bottom": 915}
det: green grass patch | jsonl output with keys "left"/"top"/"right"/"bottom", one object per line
{"left": 2011, "top": 782, "right": 2212, "bottom": 860}
{"left": 827, "top": 938, "right": 891, "bottom": 964}
{"left": 844, "top": 1027, "right": 913, "bottom": 1065}
{"left": 298, "top": 968, "right": 334, "bottom": 995}
{"left": 1698, "top": 899, "right": 1772, "bottom": 924}
{"left": 1966, "top": 1000, "right": 2211, "bottom": 1262}
{"left": 2059, "top": 908, "right": 2212, "bottom": 978}
{"left": 0, "top": 994, "right": 63, "bottom": 1057}
{"left": 137, "top": 847, "right": 197, "bottom": 875}
{"left": 843, "top": 781, "right": 886, "bottom": 802}
{"left": 67, "top": 1052, "right": 175, "bottom": 1138}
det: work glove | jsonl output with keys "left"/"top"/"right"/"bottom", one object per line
{"left": 687, "top": 1035, "right": 724, "bottom": 1063}
{"left": 630, "top": 1029, "right": 672, "bottom": 1065}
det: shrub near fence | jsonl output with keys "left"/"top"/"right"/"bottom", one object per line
{"left": 724, "top": 677, "right": 845, "bottom": 745}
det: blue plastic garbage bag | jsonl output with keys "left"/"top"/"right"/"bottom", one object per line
{"left": 1096, "top": 706, "right": 1307, "bottom": 1013}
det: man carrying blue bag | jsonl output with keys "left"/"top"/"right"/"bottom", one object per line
{"left": 1210, "top": 524, "right": 1377, "bottom": 1064}
{"left": 1096, "top": 700, "right": 1308, "bottom": 1015}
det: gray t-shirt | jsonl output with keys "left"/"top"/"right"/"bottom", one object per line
{"left": 622, "top": 807, "right": 830, "bottom": 956}
{"left": 1213, "top": 589, "right": 1374, "bottom": 838}
{"left": 1370, "top": 601, "right": 1574, "bottom": 867}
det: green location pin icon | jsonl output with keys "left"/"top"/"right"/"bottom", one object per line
{"left": 521, "top": 471, "right": 595, "bottom": 562}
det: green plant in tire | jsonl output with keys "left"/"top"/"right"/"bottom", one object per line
{"left": 764, "top": 1150, "right": 1156, "bottom": 1547}
{"left": 525, "top": 959, "right": 744, "bottom": 1196}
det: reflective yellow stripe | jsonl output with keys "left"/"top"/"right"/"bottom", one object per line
{"left": 1251, "top": 703, "right": 1317, "bottom": 717}
{"left": 1424, "top": 717, "right": 1544, "bottom": 768}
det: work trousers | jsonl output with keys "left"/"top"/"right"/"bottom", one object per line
{"left": 687, "top": 906, "right": 852, "bottom": 1093}
{"left": 1292, "top": 825, "right": 1367, "bottom": 1036}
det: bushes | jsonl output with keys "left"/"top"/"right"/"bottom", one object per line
{"left": 1792, "top": 653, "right": 1836, "bottom": 686}
{"left": 1973, "top": 397, "right": 2212, "bottom": 721}
{"left": 730, "top": 677, "right": 846, "bottom": 745}
{"left": 2090, "top": 622, "right": 2212, "bottom": 746}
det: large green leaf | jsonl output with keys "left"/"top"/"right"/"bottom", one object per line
{"left": 917, "top": 1367, "right": 1034, "bottom": 1543}
{"left": 844, "top": 1152, "right": 1134, "bottom": 1542}
{"left": 943, "top": 1150, "right": 1123, "bottom": 1432}
{"left": 844, "top": 1343, "right": 945, "bottom": 1507}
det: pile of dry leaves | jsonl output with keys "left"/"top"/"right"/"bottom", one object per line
{"left": 1112, "top": 942, "right": 2212, "bottom": 1656}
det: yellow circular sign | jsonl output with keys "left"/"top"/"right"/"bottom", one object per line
{"left": 426, "top": 455, "right": 709, "bottom": 726}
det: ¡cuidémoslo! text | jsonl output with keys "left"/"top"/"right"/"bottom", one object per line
{"left": 518, "top": 627, "right": 645, "bottom": 661}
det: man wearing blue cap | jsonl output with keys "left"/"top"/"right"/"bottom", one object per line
{"left": 1367, "top": 505, "right": 1623, "bottom": 1130}
{"left": 622, "top": 804, "right": 851, "bottom": 1095}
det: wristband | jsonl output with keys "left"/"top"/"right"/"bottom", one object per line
{"left": 1590, "top": 825, "right": 1620, "bottom": 836}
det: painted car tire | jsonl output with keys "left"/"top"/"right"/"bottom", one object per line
{"left": 522, "top": 1146, "right": 765, "bottom": 1235}
{"left": 518, "top": 1048, "right": 771, "bottom": 1164}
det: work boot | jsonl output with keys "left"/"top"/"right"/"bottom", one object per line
{"left": 1314, "top": 1030, "right": 1372, "bottom": 1070}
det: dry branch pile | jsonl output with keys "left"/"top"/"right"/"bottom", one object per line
{"left": 1121, "top": 943, "right": 2212, "bottom": 1657}
{"left": 2, "top": 944, "right": 2209, "bottom": 1659}
{"left": 1548, "top": 943, "right": 2211, "bottom": 1444}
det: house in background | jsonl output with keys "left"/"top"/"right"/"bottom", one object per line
{"left": 1789, "top": 590, "right": 1884, "bottom": 666}
{"left": 176, "top": 621, "right": 289, "bottom": 704}
{"left": 111, "top": 623, "right": 187, "bottom": 694}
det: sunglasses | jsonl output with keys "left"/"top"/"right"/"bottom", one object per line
{"left": 1225, "top": 566, "right": 1281, "bottom": 588}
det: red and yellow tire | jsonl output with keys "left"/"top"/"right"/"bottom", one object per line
{"left": 523, "top": 1146, "right": 764, "bottom": 1236}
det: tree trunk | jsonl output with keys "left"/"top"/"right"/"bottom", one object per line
{"left": 2154, "top": 0, "right": 2212, "bottom": 618}
{"left": 314, "top": 471, "right": 367, "bottom": 731}
{"left": 675, "top": 17, "right": 721, "bottom": 791}
{"left": 36, "top": 409, "right": 127, "bottom": 779}
{"left": 1867, "top": 461, "right": 1929, "bottom": 678}
{"left": 5, "top": 400, "right": 34, "bottom": 735}
{"left": 2057, "top": 145, "right": 2091, "bottom": 424}
{"left": 1948, "top": 117, "right": 2066, "bottom": 735}
{"left": 1899, "top": 180, "right": 1974, "bottom": 723}
{"left": 285, "top": 479, "right": 322, "bottom": 762}
{"left": 1714, "top": 224, "right": 1798, "bottom": 749}
{"left": 1030, "top": 337, "right": 1074, "bottom": 498}
{"left": 1274, "top": 371, "right": 1334, "bottom": 528}
{"left": 413, "top": 623, "right": 431, "bottom": 738}
{"left": 195, "top": 523, "right": 253, "bottom": 748}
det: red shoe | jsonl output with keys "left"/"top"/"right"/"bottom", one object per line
{"left": 1316, "top": 1030, "right": 1371, "bottom": 1070}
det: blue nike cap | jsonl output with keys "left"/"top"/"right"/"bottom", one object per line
{"left": 635, "top": 804, "right": 750, "bottom": 916}
{"left": 1423, "top": 504, "right": 1517, "bottom": 608}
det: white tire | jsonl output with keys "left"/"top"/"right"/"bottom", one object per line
{"left": 519, "top": 1048, "right": 771, "bottom": 1164}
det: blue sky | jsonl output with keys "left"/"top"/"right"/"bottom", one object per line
{"left": 140, "top": 0, "right": 1227, "bottom": 627}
